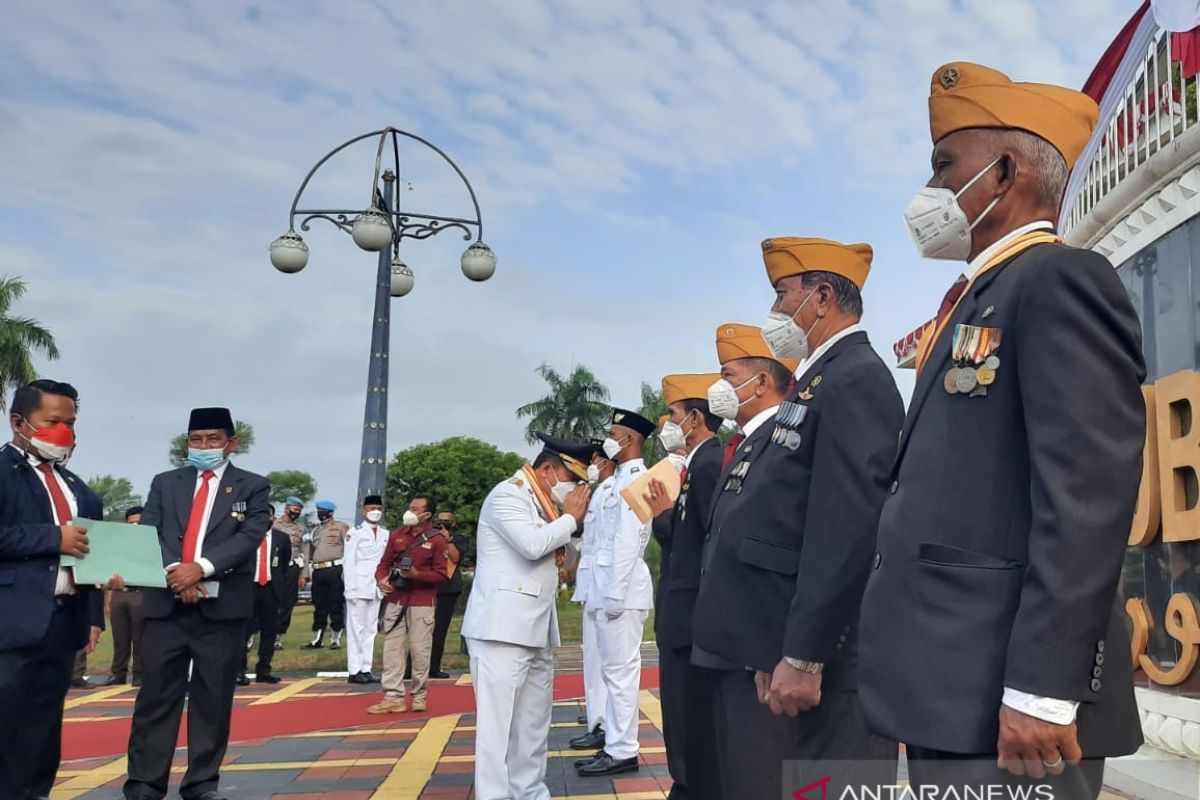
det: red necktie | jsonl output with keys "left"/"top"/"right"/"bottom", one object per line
{"left": 36, "top": 462, "right": 73, "bottom": 525}
{"left": 935, "top": 275, "right": 969, "bottom": 329}
{"left": 678, "top": 465, "right": 688, "bottom": 487}
{"left": 255, "top": 537, "right": 270, "bottom": 586}
{"left": 182, "top": 470, "right": 215, "bottom": 563}
{"left": 722, "top": 433, "right": 746, "bottom": 469}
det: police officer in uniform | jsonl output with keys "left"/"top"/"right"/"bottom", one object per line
{"left": 694, "top": 279, "right": 902, "bottom": 798}
{"left": 577, "top": 408, "right": 656, "bottom": 778}
{"left": 568, "top": 441, "right": 616, "bottom": 752}
{"left": 642, "top": 374, "right": 724, "bottom": 800}
{"left": 303, "top": 500, "right": 349, "bottom": 650}
{"left": 859, "top": 63, "right": 1145, "bottom": 800}
{"left": 273, "top": 497, "right": 307, "bottom": 649}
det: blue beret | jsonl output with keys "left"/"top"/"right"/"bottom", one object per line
{"left": 286, "top": 496, "right": 304, "bottom": 507}
{"left": 316, "top": 500, "right": 336, "bottom": 511}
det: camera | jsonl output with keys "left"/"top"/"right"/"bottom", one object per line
{"left": 389, "top": 556, "right": 414, "bottom": 587}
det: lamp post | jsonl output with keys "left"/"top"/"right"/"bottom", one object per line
{"left": 269, "top": 128, "right": 495, "bottom": 520}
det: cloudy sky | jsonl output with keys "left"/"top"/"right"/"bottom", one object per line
{"left": 0, "top": 0, "right": 1134, "bottom": 510}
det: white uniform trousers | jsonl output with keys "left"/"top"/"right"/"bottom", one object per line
{"left": 466, "top": 637, "right": 554, "bottom": 800}
{"left": 345, "top": 597, "right": 381, "bottom": 675}
{"left": 596, "top": 607, "right": 648, "bottom": 760}
{"left": 581, "top": 603, "right": 607, "bottom": 731}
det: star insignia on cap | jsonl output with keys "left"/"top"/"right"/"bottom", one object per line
{"left": 761, "top": 239, "right": 773, "bottom": 250}
{"left": 614, "top": 412, "right": 625, "bottom": 422}
{"left": 940, "top": 67, "right": 959, "bottom": 89}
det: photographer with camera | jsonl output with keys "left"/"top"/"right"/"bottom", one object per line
{"left": 367, "top": 497, "right": 448, "bottom": 714}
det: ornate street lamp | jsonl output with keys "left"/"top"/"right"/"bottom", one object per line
{"left": 269, "top": 127, "right": 494, "bottom": 518}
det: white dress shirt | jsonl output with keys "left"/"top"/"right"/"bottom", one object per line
{"left": 794, "top": 323, "right": 864, "bottom": 386}
{"left": 740, "top": 404, "right": 781, "bottom": 438}
{"left": 963, "top": 220, "right": 1078, "bottom": 726}
{"left": 173, "top": 462, "right": 228, "bottom": 578}
{"left": 17, "top": 444, "right": 78, "bottom": 596}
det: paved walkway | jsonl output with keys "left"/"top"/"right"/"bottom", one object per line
{"left": 52, "top": 645, "right": 671, "bottom": 800}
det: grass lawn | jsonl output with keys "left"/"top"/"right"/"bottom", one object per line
{"left": 81, "top": 597, "right": 655, "bottom": 679}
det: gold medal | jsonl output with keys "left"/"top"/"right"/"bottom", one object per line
{"left": 944, "top": 367, "right": 961, "bottom": 394}
{"left": 977, "top": 365, "right": 996, "bottom": 386}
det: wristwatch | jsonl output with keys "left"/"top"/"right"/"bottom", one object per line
{"left": 784, "top": 657, "right": 824, "bottom": 674}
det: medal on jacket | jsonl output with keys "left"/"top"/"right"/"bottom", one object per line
{"left": 724, "top": 460, "right": 750, "bottom": 494}
{"left": 231, "top": 501, "right": 247, "bottom": 522}
{"left": 771, "top": 401, "right": 808, "bottom": 451}
{"left": 945, "top": 324, "right": 1002, "bottom": 397}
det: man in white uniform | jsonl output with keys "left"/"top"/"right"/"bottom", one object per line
{"left": 578, "top": 408, "right": 656, "bottom": 778}
{"left": 462, "top": 433, "right": 592, "bottom": 800}
{"left": 343, "top": 494, "right": 389, "bottom": 685}
{"left": 568, "top": 442, "right": 616, "bottom": 752}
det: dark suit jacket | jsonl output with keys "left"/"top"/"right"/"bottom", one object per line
{"left": 264, "top": 527, "right": 292, "bottom": 606}
{"left": 140, "top": 464, "right": 271, "bottom": 621}
{"left": 692, "top": 331, "right": 903, "bottom": 683}
{"left": 0, "top": 444, "right": 104, "bottom": 651}
{"left": 654, "top": 437, "right": 722, "bottom": 650}
{"left": 858, "top": 242, "right": 1146, "bottom": 757}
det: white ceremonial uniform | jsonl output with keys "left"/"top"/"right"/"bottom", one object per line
{"left": 594, "top": 458, "right": 653, "bottom": 761}
{"left": 343, "top": 521, "right": 389, "bottom": 676}
{"left": 462, "top": 469, "right": 578, "bottom": 800}
{"left": 571, "top": 476, "right": 614, "bottom": 733}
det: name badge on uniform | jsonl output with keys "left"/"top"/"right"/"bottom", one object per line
{"left": 771, "top": 401, "right": 808, "bottom": 451}
{"left": 231, "top": 501, "right": 247, "bottom": 522}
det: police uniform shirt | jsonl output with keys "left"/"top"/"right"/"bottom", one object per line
{"left": 307, "top": 520, "right": 349, "bottom": 573}
{"left": 690, "top": 403, "right": 780, "bottom": 671}
{"left": 275, "top": 516, "right": 307, "bottom": 565}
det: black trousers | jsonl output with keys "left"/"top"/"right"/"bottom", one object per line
{"left": 310, "top": 565, "right": 344, "bottom": 633}
{"left": 124, "top": 607, "right": 244, "bottom": 800}
{"left": 429, "top": 591, "right": 459, "bottom": 673}
{"left": 276, "top": 562, "right": 301, "bottom": 634}
{"left": 110, "top": 589, "right": 145, "bottom": 680}
{"left": 906, "top": 747, "right": 1106, "bottom": 800}
{"left": 659, "top": 645, "right": 724, "bottom": 800}
{"left": 241, "top": 584, "right": 279, "bottom": 675}
{"left": 0, "top": 596, "right": 80, "bottom": 800}
{"left": 713, "top": 668, "right": 898, "bottom": 800}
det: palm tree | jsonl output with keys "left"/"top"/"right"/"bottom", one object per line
{"left": 638, "top": 381, "right": 667, "bottom": 466}
{"left": 86, "top": 475, "right": 144, "bottom": 521}
{"left": 0, "top": 276, "right": 59, "bottom": 406}
{"left": 516, "top": 363, "right": 611, "bottom": 445}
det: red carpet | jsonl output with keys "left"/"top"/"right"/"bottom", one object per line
{"left": 62, "top": 668, "right": 659, "bottom": 761}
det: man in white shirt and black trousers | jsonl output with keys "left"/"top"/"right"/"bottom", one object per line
{"left": 123, "top": 407, "right": 271, "bottom": 800}
{"left": 238, "top": 503, "right": 291, "bottom": 685}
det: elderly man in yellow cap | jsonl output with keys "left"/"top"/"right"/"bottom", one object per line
{"left": 859, "top": 63, "right": 1146, "bottom": 799}
{"left": 690, "top": 309, "right": 901, "bottom": 798}
{"left": 641, "top": 373, "right": 724, "bottom": 800}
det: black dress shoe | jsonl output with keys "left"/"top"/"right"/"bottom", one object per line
{"left": 430, "top": 670, "right": 451, "bottom": 679}
{"left": 70, "top": 677, "right": 91, "bottom": 689}
{"left": 255, "top": 673, "right": 282, "bottom": 684}
{"left": 576, "top": 714, "right": 588, "bottom": 725}
{"left": 236, "top": 674, "right": 251, "bottom": 686}
{"left": 348, "top": 672, "right": 368, "bottom": 685}
{"left": 573, "top": 749, "right": 605, "bottom": 768}
{"left": 577, "top": 751, "right": 638, "bottom": 776}
{"left": 189, "top": 792, "right": 229, "bottom": 800}
{"left": 569, "top": 726, "right": 605, "bottom": 750}
{"left": 364, "top": 671, "right": 380, "bottom": 683}
{"left": 102, "top": 674, "right": 126, "bottom": 686}
{"left": 131, "top": 677, "right": 142, "bottom": 687}
{"left": 301, "top": 642, "right": 323, "bottom": 650}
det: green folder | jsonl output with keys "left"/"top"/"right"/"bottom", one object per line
{"left": 63, "top": 518, "right": 168, "bottom": 589}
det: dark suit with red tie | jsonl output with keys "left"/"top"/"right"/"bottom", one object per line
{"left": 241, "top": 527, "right": 291, "bottom": 677}
{"left": 0, "top": 443, "right": 103, "bottom": 799}
{"left": 124, "top": 463, "right": 270, "bottom": 800}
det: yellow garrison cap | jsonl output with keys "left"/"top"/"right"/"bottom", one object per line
{"left": 929, "top": 61, "right": 1099, "bottom": 169}
{"left": 715, "top": 323, "right": 800, "bottom": 373}
{"left": 661, "top": 373, "right": 722, "bottom": 407}
{"left": 762, "top": 237, "right": 873, "bottom": 290}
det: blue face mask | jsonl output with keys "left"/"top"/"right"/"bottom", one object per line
{"left": 187, "top": 447, "right": 227, "bottom": 471}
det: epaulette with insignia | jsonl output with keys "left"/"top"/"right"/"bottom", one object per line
{"left": 509, "top": 477, "right": 524, "bottom": 487}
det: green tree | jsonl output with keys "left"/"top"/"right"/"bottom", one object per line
{"left": 385, "top": 436, "right": 525, "bottom": 565}
{"left": 515, "top": 363, "right": 610, "bottom": 445}
{"left": 265, "top": 470, "right": 317, "bottom": 505}
{"left": 637, "top": 381, "right": 667, "bottom": 466}
{"left": 86, "top": 475, "right": 143, "bottom": 521}
{"left": 0, "top": 276, "right": 59, "bottom": 407}
{"left": 168, "top": 420, "right": 256, "bottom": 467}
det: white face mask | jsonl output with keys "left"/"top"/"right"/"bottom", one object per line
{"left": 666, "top": 452, "right": 686, "bottom": 471}
{"left": 902, "top": 157, "right": 1002, "bottom": 261}
{"left": 365, "top": 509, "right": 384, "bottom": 523}
{"left": 658, "top": 421, "right": 686, "bottom": 452}
{"left": 707, "top": 375, "right": 759, "bottom": 421}
{"left": 586, "top": 463, "right": 601, "bottom": 484}
{"left": 402, "top": 510, "right": 420, "bottom": 527}
{"left": 549, "top": 473, "right": 576, "bottom": 505}
{"left": 602, "top": 436, "right": 625, "bottom": 460}
{"left": 762, "top": 289, "right": 819, "bottom": 360}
